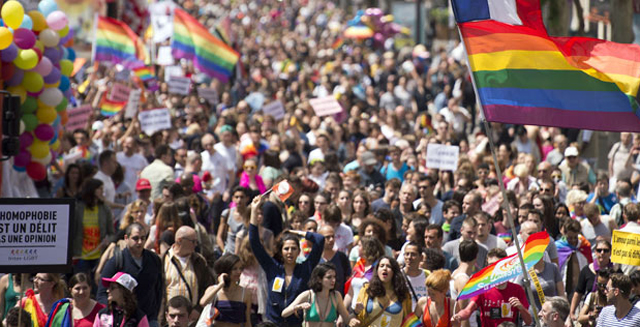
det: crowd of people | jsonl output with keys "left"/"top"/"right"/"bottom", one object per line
{"left": 3, "top": 0, "right": 640, "bottom": 327}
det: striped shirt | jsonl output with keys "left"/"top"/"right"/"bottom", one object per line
{"left": 164, "top": 248, "right": 199, "bottom": 305}
{"left": 596, "top": 305, "right": 640, "bottom": 327}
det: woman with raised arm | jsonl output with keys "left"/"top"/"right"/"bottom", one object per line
{"left": 249, "top": 196, "right": 325, "bottom": 326}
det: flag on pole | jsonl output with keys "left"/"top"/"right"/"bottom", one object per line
{"left": 133, "top": 66, "right": 155, "bottom": 81}
{"left": 452, "top": 0, "right": 640, "bottom": 132}
{"left": 100, "top": 96, "right": 126, "bottom": 117}
{"left": 94, "top": 16, "right": 147, "bottom": 67}
{"left": 171, "top": 8, "right": 239, "bottom": 83}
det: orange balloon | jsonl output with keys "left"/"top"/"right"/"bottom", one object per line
{"left": 59, "top": 110, "right": 68, "bottom": 125}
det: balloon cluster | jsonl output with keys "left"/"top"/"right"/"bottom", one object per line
{"left": 348, "top": 8, "right": 407, "bottom": 48}
{"left": 0, "top": 0, "right": 75, "bottom": 181}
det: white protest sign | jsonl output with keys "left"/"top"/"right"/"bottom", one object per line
{"left": 65, "top": 105, "right": 92, "bottom": 131}
{"left": 108, "top": 83, "right": 131, "bottom": 103}
{"left": 125, "top": 89, "right": 142, "bottom": 118}
{"left": 164, "top": 65, "right": 183, "bottom": 82}
{"left": 150, "top": 1, "right": 175, "bottom": 43}
{"left": 309, "top": 96, "right": 343, "bottom": 117}
{"left": 168, "top": 76, "right": 191, "bottom": 95}
{"left": 262, "top": 100, "right": 285, "bottom": 120}
{"left": 139, "top": 108, "right": 172, "bottom": 135}
{"left": 0, "top": 199, "right": 73, "bottom": 273}
{"left": 426, "top": 143, "right": 460, "bottom": 171}
{"left": 157, "top": 46, "right": 175, "bottom": 66}
{"left": 197, "top": 87, "right": 218, "bottom": 105}
{"left": 114, "top": 69, "right": 130, "bottom": 81}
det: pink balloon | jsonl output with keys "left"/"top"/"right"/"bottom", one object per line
{"left": 34, "top": 124, "right": 54, "bottom": 141}
{"left": 32, "top": 56, "right": 52, "bottom": 76}
{"left": 14, "top": 151, "right": 31, "bottom": 167}
{"left": 46, "top": 11, "right": 68, "bottom": 31}
{"left": 19, "top": 132, "right": 34, "bottom": 148}
{"left": 13, "top": 28, "right": 36, "bottom": 50}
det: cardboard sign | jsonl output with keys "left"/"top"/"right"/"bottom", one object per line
{"left": 139, "top": 108, "right": 172, "bottom": 135}
{"left": 197, "top": 87, "right": 218, "bottom": 105}
{"left": 168, "top": 76, "right": 191, "bottom": 95}
{"left": 262, "top": 100, "right": 285, "bottom": 120}
{"left": 425, "top": 144, "right": 460, "bottom": 171}
{"left": 611, "top": 230, "right": 640, "bottom": 266}
{"left": 65, "top": 105, "right": 93, "bottom": 131}
{"left": 108, "top": 83, "right": 131, "bottom": 103}
{"left": 150, "top": 1, "right": 175, "bottom": 43}
{"left": 125, "top": 89, "right": 142, "bottom": 118}
{"left": 309, "top": 96, "right": 343, "bottom": 117}
{"left": 0, "top": 198, "right": 74, "bottom": 273}
{"left": 164, "top": 65, "right": 183, "bottom": 82}
{"left": 157, "top": 46, "right": 175, "bottom": 66}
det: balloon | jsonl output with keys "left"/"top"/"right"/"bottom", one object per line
{"left": 46, "top": 11, "right": 67, "bottom": 31}
{"left": 43, "top": 46, "right": 59, "bottom": 63}
{"left": 66, "top": 47, "right": 75, "bottom": 61}
{"left": 19, "top": 120, "right": 24, "bottom": 135}
{"left": 59, "top": 59, "right": 72, "bottom": 76}
{"left": 34, "top": 124, "right": 54, "bottom": 141}
{"left": 58, "top": 75, "right": 69, "bottom": 92}
{"left": 6, "top": 85, "right": 26, "bottom": 103}
{"left": 30, "top": 139, "right": 49, "bottom": 158}
{"left": 1, "top": 1, "right": 24, "bottom": 29}
{"left": 36, "top": 106, "right": 57, "bottom": 123}
{"left": 50, "top": 139, "right": 60, "bottom": 151}
{"left": 13, "top": 49, "right": 38, "bottom": 70}
{"left": 54, "top": 97, "right": 67, "bottom": 113}
{"left": 21, "top": 96, "right": 37, "bottom": 114}
{"left": 59, "top": 109, "right": 68, "bottom": 125}
{"left": 39, "top": 29, "right": 59, "bottom": 47}
{"left": 0, "top": 27, "right": 12, "bottom": 50}
{"left": 32, "top": 152, "right": 52, "bottom": 165}
{"left": 1, "top": 42, "right": 18, "bottom": 61}
{"left": 26, "top": 161, "right": 46, "bottom": 181}
{"left": 58, "top": 25, "right": 69, "bottom": 37}
{"left": 39, "top": 88, "right": 63, "bottom": 106}
{"left": 1, "top": 63, "right": 14, "bottom": 80}
{"left": 38, "top": 0, "right": 58, "bottom": 17}
{"left": 21, "top": 113, "right": 37, "bottom": 131}
{"left": 5, "top": 67, "right": 23, "bottom": 86}
{"left": 14, "top": 28, "right": 36, "bottom": 49}
{"left": 19, "top": 132, "right": 33, "bottom": 148}
{"left": 13, "top": 150, "right": 30, "bottom": 167}
{"left": 28, "top": 11, "right": 46, "bottom": 32}
{"left": 32, "top": 45, "right": 42, "bottom": 61}
{"left": 33, "top": 40, "right": 44, "bottom": 52}
{"left": 22, "top": 71, "right": 44, "bottom": 93}
{"left": 33, "top": 56, "right": 52, "bottom": 76}
{"left": 19, "top": 14, "right": 32, "bottom": 29}
{"left": 43, "top": 66, "right": 60, "bottom": 83}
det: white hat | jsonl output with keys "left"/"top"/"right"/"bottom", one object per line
{"left": 102, "top": 272, "right": 138, "bottom": 292}
{"left": 564, "top": 146, "right": 579, "bottom": 157}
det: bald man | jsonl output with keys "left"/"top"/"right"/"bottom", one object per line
{"left": 163, "top": 226, "right": 213, "bottom": 315}
{"left": 319, "top": 225, "right": 351, "bottom": 295}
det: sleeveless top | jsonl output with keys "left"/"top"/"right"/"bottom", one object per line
{"left": 213, "top": 287, "right": 247, "bottom": 324}
{"left": 4, "top": 274, "right": 22, "bottom": 319}
{"left": 223, "top": 207, "right": 245, "bottom": 254}
{"left": 422, "top": 297, "right": 451, "bottom": 327}
{"left": 306, "top": 291, "right": 337, "bottom": 323}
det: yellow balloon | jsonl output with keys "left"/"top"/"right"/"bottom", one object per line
{"left": 28, "top": 11, "right": 46, "bottom": 32}
{"left": 34, "top": 40, "right": 44, "bottom": 53}
{"left": 22, "top": 72, "right": 44, "bottom": 93}
{"left": 44, "top": 82, "right": 61, "bottom": 88}
{"left": 1, "top": 1, "right": 24, "bottom": 30}
{"left": 59, "top": 59, "right": 73, "bottom": 76}
{"left": 36, "top": 106, "right": 57, "bottom": 124}
{"left": 30, "top": 140, "right": 49, "bottom": 159}
{"left": 58, "top": 25, "right": 69, "bottom": 37}
{"left": 50, "top": 139, "right": 60, "bottom": 151}
{"left": 14, "top": 49, "right": 38, "bottom": 70}
{"left": 0, "top": 27, "right": 13, "bottom": 50}
{"left": 6, "top": 85, "right": 26, "bottom": 103}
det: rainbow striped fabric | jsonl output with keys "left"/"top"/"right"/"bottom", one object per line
{"left": 133, "top": 66, "right": 155, "bottom": 81}
{"left": 400, "top": 313, "right": 423, "bottom": 327}
{"left": 95, "top": 16, "right": 147, "bottom": 66}
{"left": 452, "top": 0, "right": 640, "bottom": 132}
{"left": 457, "top": 231, "right": 550, "bottom": 300}
{"left": 100, "top": 97, "right": 126, "bottom": 117}
{"left": 171, "top": 8, "right": 239, "bottom": 83}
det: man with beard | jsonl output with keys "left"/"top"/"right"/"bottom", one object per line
{"left": 538, "top": 296, "right": 570, "bottom": 327}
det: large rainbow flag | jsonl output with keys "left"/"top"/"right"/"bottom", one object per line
{"left": 94, "top": 16, "right": 147, "bottom": 66}
{"left": 452, "top": 0, "right": 640, "bottom": 132}
{"left": 171, "top": 8, "right": 240, "bottom": 83}
{"left": 457, "top": 231, "right": 550, "bottom": 300}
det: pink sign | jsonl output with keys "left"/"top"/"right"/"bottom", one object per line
{"left": 309, "top": 96, "right": 343, "bottom": 117}
{"left": 108, "top": 83, "right": 131, "bottom": 103}
{"left": 65, "top": 105, "right": 93, "bottom": 131}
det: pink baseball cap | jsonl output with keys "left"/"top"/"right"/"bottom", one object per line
{"left": 102, "top": 272, "right": 138, "bottom": 292}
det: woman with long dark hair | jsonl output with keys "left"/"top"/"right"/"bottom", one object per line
{"left": 350, "top": 256, "right": 412, "bottom": 327}
{"left": 533, "top": 194, "right": 559, "bottom": 239}
{"left": 94, "top": 272, "right": 148, "bottom": 327}
{"left": 69, "top": 273, "right": 105, "bottom": 327}
{"left": 282, "top": 263, "right": 350, "bottom": 327}
{"left": 249, "top": 196, "right": 325, "bottom": 326}
{"left": 55, "top": 163, "right": 83, "bottom": 198}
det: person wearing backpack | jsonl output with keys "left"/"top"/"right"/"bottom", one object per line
{"left": 97, "top": 223, "right": 164, "bottom": 327}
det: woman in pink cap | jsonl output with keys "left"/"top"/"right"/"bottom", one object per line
{"left": 94, "top": 272, "right": 149, "bottom": 327}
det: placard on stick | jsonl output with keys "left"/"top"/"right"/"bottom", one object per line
{"left": 139, "top": 108, "right": 172, "bottom": 135}
{"left": 262, "top": 100, "right": 285, "bottom": 120}
{"left": 425, "top": 144, "right": 460, "bottom": 171}
{"left": 168, "top": 76, "right": 191, "bottom": 95}
{"left": 108, "top": 83, "right": 131, "bottom": 102}
{"left": 309, "top": 96, "right": 342, "bottom": 117}
{"left": 0, "top": 198, "right": 74, "bottom": 273}
{"left": 65, "top": 105, "right": 93, "bottom": 131}
{"left": 197, "top": 87, "right": 218, "bottom": 105}
{"left": 125, "top": 89, "right": 142, "bottom": 118}
{"left": 611, "top": 230, "right": 640, "bottom": 266}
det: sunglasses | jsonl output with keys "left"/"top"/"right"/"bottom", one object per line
{"left": 595, "top": 248, "right": 610, "bottom": 253}
{"left": 244, "top": 165, "right": 257, "bottom": 170}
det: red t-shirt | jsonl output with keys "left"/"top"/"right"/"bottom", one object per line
{"left": 471, "top": 282, "right": 529, "bottom": 327}
{"left": 75, "top": 302, "right": 105, "bottom": 327}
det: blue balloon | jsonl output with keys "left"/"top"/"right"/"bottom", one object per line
{"left": 38, "top": 1, "right": 58, "bottom": 17}
{"left": 58, "top": 75, "right": 70, "bottom": 92}
{"left": 1, "top": 43, "right": 18, "bottom": 62}
{"left": 13, "top": 165, "right": 26, "bottom": 172}
{"left": 19, "top": 15, "right": 33, "bottom": 30}
{"left": 49, "top": 131, "right": 58, "bottom": 144}
{"left": 52, "top": 115, "right": 61, "bottom": 128}
{"left": 66, "top": 48, "right": 76, "bottom": 61}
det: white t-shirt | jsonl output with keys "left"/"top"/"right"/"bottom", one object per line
{"left": 94, "top": 170, "right": 116, "bottom": 203}
{"left": 201, "top": 150, "right": 233, "bottom": 194}
{"left": 405, "top": 270, "right": 428, "bottom": 310}
{"left": 214, "top": 142, "right": 238, "bottom": 172}
{"left": 333, "top": 223, "right": 354, "bottom": 254}
{"left": 116, "top": 152, "right": 148, "bottom": 193}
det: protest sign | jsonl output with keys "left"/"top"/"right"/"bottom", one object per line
{"left": 426, "top": 144, "right": 460, "bottom": 171}
{"left": 108, "top": 83, "right": 131, "bottom": 103}
{"left": 197, "top": 87, "right": 219, "bottom": 105}
{"left": 168, "top": 76, "right": 191, "bottom": 95}
{"left": 309, "top": 96, "right": 343, "bottom": 117}
{"left": 611, "top": 230, "right": 640, "bottom": 266}
{"left": 139, "top": 108, "right": 172, "bottom": 135}
{"left": 262, "top": 100, "right": 285, "bottom": 120}
{"left": 65, "top": 105, "right": 92, "bottom": 131}
{"left": 150, "top": 1, "right": 176, "bottom": 43}
{"left": 0, "top": 198, "right": 74, "bottom": 273}
{"left": 157, "top": 46, "right": 175, "bottom": 66}
{"left": 164, "top": 65, "right": 183, "bottom": 82}
{"left": 125, "top": 89, "right": 142, "bottom": 118}
{"left": 114, "top": 69, "right": 131, "bottom": 82}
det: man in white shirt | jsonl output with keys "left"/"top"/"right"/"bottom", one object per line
{"left": 140, "top": 145, "right": 175, "bottom": 200}
{"left": 201, "top": 133, "right": 235, "bottom": 202}
{"left": 116, "top": 136, "right": 148, "bottom": 195}
{"left": 474, "top": 212, "right": 507, "bottom": 250}
{"left": 213, "top": 125, "right": 239, "bottom": 173}
{"left": 94, "top": 150, "right": 122, "bottom": 210}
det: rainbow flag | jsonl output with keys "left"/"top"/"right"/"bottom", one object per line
{"left": 452, "top": 0, "right": 640, "bottom": 132}
{"left": 94, "top": 16, "right": 147, "bottom": 66}
{"left": 556, "top": 234, "right": 593, "bottom": 270}
{"left": 171, "top": 8, "right": 240, "bottom": 83}
{"left": 133, "top": 66, "right": 155, "bottom": 81}
{"left": 332, "top": 37, "right": 345, "bottom": 50}
{"left": 457, "top": 231, "right": 550, "bottom": 300}
{"left": 400, "top": 313, "right": 423, "bottom": 327}
{"left": 100, "top": 97, "right": 126, "bottom": 117}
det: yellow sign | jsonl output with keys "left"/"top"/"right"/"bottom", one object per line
{"left": 611, "top": 230, "right": 640, "bottom": 266}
